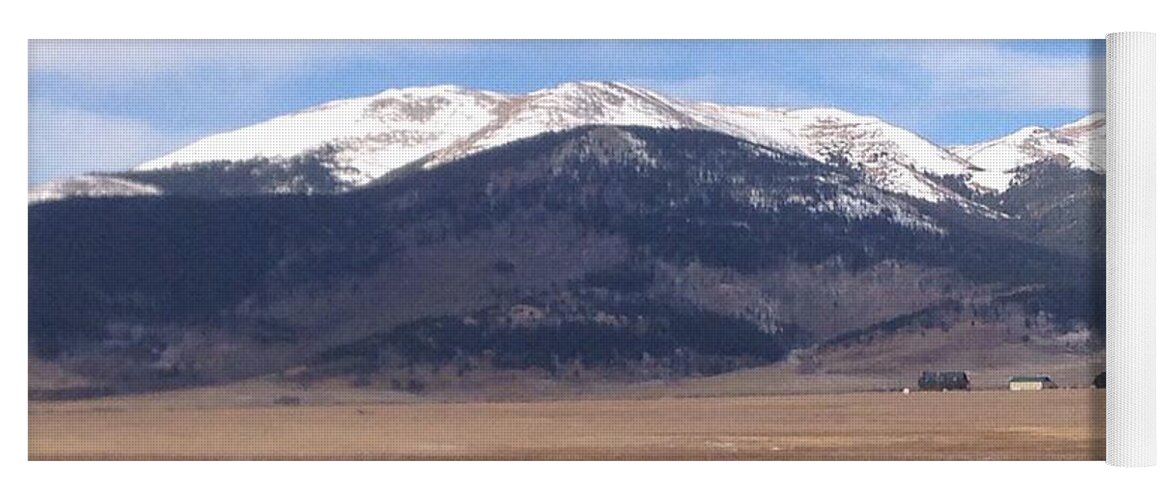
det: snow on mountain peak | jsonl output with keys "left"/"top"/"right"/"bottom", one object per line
{"left": 1059, "top": 111, "right": 1105, "bottom": 131}
{"left": 764, "top": 108, "right": 976, "bottom": 202}
{"left": 951, "top": 113, "right": 1104, "bottom": 192}
{"left": 371, "top": 84, "right": 481, "bottom": 97}
{"left": 130, "top": 81, "right": 983, "bottom": 204}
{"left": 29, "top": 175, "right": 162, "bottom": 204}
{"left": 137, "top": 85, "right": 506, "bottom": 180}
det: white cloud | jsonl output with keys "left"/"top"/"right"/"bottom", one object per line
{"left": 907, "top": 42, "right": 1104, "bottom": 111}
{"left": 632, "top": 41, "right": 1102, "bottom": 115}
{"left": 29, "top": 103, "right": 192, "bottom": 185}
{"left": 29, "top": 40, "right": 468, "bottom": 83}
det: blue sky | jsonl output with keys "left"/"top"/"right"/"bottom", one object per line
{"left": 29, "top": 39, "right": 1104, "bottom": 184}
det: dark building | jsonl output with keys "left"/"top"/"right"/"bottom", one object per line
{"left": 918, "top": 371, "right": 970, "bottom": 391}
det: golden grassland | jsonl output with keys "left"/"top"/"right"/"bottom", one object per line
{"left": 29, "top": 388, "right": 1104, "bottom": 460}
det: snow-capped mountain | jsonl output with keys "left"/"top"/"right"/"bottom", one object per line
{"left": 35, "top": 124, "right": 1101, "bottom": 393}
{"left": 29, "top": 86, "right": 1107, "bottom": 398}
{"left": 951, "top": 113, "right": 1104, "bottom": 192}
{"left": 137, "top": 85, "right": 510, "bottom": 182}
{"left": 128, "top": 82, "right": 978, "bottom": 204}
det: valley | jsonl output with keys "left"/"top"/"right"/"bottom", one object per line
{"left": 29, "top": 388, "right": 1105, "bottom": 460}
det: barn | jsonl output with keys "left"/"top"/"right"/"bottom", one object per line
{"left": 1008, "top": 375, "right": 1058, "bottom": 391}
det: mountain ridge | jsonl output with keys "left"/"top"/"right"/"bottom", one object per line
{"left": 31, "top": 82, "right": 1103, "bottom": 211}
{"left": 951, "top": 112, "right": 1104, "bottom": 192}
{"left": 49, "top": 82, "right": 982, "bottom": 204}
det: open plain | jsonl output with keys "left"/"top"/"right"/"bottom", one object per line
{"left": 30, "top": 388, "right": 1104, "bottom": 460}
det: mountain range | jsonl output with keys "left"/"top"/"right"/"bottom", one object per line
{"left": 27, "top": 83, "right": 1105, "bottom": 397}
{"left": 32, "top": 82, "right": 1102, "bottom": 205}
{"left": 952, "top": 112, "right": 1104, "bottom": 192}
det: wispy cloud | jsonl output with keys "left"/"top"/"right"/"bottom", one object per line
{"left": 634, "top": 40, "right": 1102, "bottom": 115}
{"left": 909, "top": 42, "right": 1104, "bottom": 111}
{"left": 29, "top": 40, "right": 467, "bottom": 82}
{"left": 29, "top": 103, "right": 193, "bottom": 185}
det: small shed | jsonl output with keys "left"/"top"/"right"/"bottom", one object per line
{"left": 1009, "top": 375, "right": 1057, "bottom": 391}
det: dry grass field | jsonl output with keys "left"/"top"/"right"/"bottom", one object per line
{"left": 29, "top": 388, "right": 1104, "bottom": 460}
